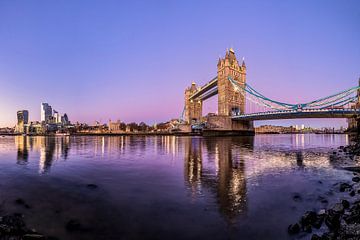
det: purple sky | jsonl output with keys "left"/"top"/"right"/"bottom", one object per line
{"left": 0, "top": 0, "right": 359, "bottom": 128}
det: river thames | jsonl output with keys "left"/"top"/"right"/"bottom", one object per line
{"left": 0, "top": 134, "right": 355, "bottom": 239}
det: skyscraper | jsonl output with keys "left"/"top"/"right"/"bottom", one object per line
{"left": 53, "top": 110, "right": 61, "bottom": 123}
{"left": 15, "top": 110, "right": 29, "bottom": 133}
{"left": 17, "top": 110, "right": 29, "bottom": 125}
{"left": 41, "top": 103, "right": 52, "bottom": 123}
{"left": 62, "top": 113, "right": 69, "bottom": 125}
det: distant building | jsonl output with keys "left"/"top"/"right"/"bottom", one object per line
{"left": 62, "top": 113, "right": 70, "bottom": 125}
{"left": 108, "top": 120, "right": 122, "bottom": 132}
{"left": 53, "top": 110, "right": 62, "bottom": 123}
{"left": 41, "top": 103, "right": 52, "bottom": 123}
{"left": 25, "top": 121, "right": 46, "bottom": 135}
{"left": 255, "top": 125, "right": 297, "bottom": 134}
{"left": 17, "top": 110, "right": 29, "bottom": 125}
{"left": 15, "top": 110, "right": 29, "bottom": 133}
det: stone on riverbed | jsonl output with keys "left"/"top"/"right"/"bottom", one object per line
{"left": 15, "top": 198, "right": 25, "bottom": 205}
{"left": 325, "top": 209, "right": 341, "bottom": 230}
{"left": 86, "top": 184, "right": 98, "bottom": 189}
{"left": 65, "top": 219, "right": 83, "bottom": 232}
{"left": 352, "top": 176, "right": 360, "bottom": 182}
{"left": 311, "top": 234, "right": 321, "bottom": 240}
{"left": 343, "top": 203, "right": 360, "bottom": 224}
{"left": 288, "top": 223, "right": 300, "bottom": 234}
{"left": 14, "top": 198, "right": 32, "bottom": 209}
{"left": 312, "top": 215, "right": 324, "bottom": 229}
{"left": 292, "top": 193, "right": 302, "bottom": 202}
{"left": 300, "top": 211, "right": 317, "bottom": 226}
{"left": 300, "top": 211, "right": 324, "bottom": 230}
{"left": 318, "top": 209, "right": 326, "bottom": 215}
{"left": 343, "top": 166, "right": 360, "bottom": 173}
{"left": 339, "top": 223, "right": 360, "bottom": 238}
{"left": 342, "top": 199, "right": 350, "bottom": 209}
{"left": 23, "top": 233, "right": 45, "bottom": 239}
{"left": 317, "top": 195, "right": 329, "bottom": 204}
{"left": 321, "top": 232, "right": 336, "bottom": 240}
{"left": 331, "top": 203, "right": 345, "bottom": 214}
{"left": 339, "top": 183, "right": 352, "bottom": 192}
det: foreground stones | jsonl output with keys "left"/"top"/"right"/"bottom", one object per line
{"left": 2, "top": 194, "right": 94, "bottom": 239}
{"left": 289, "top": 200, "right": 360, "bottom": 239}
{"left": 289, "top": 142, "right": 360, "bottom": 239}
{"left": 0, "top": 213, "right": 56, "bottom": 239}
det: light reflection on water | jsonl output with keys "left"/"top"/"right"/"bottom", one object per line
{"left": 0, "top": 134, "right": 353, "bottom": 240}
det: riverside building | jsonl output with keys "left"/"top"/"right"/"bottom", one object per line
{"left": 15, "top": 110, "right": 29, "bottom": 134}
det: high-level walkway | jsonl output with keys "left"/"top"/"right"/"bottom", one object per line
{"left": 231, "top": 108, "right": 360, "bottom": 121}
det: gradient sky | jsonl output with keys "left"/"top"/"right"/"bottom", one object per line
{"left": 0, "top": 0, "right": 359, "bottom": 128}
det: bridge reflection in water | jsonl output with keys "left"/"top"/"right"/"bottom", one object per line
{"left": 14, "top": 135, "right": 254, "bottom": 221}
{"left": 184, "top": 137, "right": 254, "bottom": 222}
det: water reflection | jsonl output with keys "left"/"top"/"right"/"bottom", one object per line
{"left": 296, "top": 151, "right": 304, "bottom": 168}
{"left": 3, "top": 134, "right": 351, "bottom": 240}
{"left": 11, "top": 134, "right": 349, "bottom": 221}
{"left": 184, "top": 137, "right": 254, "bottom": 223}
{"left": 15, "top": 136, "right": 29, "bottom": 164}
{"left": 15, "top": 136, "right": 70, "bottom": 173}
{"left": 184, "top": 138, "right": 202, "bottom": 196}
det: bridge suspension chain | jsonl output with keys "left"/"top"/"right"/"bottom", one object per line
{"left": 227, "top": 76, "right": 359, "bottom": 113}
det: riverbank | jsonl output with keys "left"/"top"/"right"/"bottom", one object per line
{"left": 0, "top": 212, "right": 53, "bottom": 239}
{"left": 0, "top": 132, "right": 202, "bottom": 137}
{"left": 288, "top": 140, "right": 360, "bottom": 239}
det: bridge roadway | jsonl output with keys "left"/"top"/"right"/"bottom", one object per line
{"left": 231, "top": 108, "right": 360, "bottom": 121}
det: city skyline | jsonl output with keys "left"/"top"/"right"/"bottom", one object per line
{"left": 1, "top": 1, "right": 360, "bottom": 128}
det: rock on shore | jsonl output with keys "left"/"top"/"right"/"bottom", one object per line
{"left": 288, "top": 141, "right": 360, "bottom": 239}
{"left": 0, "top": 213, "right": 57, "bottom": 239}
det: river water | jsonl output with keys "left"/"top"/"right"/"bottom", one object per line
{"left": 0, "top": 134, "right": 355, "bottom": 239}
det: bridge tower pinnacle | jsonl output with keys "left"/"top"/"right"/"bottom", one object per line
{"left": 217, "top": 49, "right": 246, "bottom": 116}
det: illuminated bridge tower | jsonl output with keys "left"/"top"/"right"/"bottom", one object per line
{"left": 182, "top": 48, "right": 254, "bottom": 135}
{"left": 184, "top": 82, "right": 202, "bottom": 124}
{"left": 217, "top": 48, "right": 246, "bottom": 116}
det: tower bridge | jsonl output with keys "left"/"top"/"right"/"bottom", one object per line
{"left": 180, "top": 49, "right": 360, "bottom": 136}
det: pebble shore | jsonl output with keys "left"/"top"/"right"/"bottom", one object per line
{"left": 288, "top": 141, "right": 360, "bottom": 240}
{"left": 0, "top": 183, "right": 98, "bottom": 239}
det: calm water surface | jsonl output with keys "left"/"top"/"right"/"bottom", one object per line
{"left": 0, "top": 134, "right": 354, "bottom": 240}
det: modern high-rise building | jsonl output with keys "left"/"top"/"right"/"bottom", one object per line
{"left": 15, "top": 110, "right": 29, "bottom": 133}
{"left": 62, "top": 113, "right": 69, "bottom": 124}
{"left": 17, "top": 110, "right": 29, "bottom": 125}
{"left": 41, "top": 103, "right": 52, "bottom": 123}
{"left": 53, "top": 110, "right": 62, "bottom": 123}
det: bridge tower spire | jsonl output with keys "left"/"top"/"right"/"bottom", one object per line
{"left": 217, "top": 48, "right": 246, "bottom": 116}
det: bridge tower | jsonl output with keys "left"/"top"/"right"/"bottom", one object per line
{"left": 217, "top": 48, "right": 246, "bottom": 116}
{"left": 348, "top": 78, "right": 360, "bottom": 133}
{"left": 357, "top": 78, "right": 360, "bottom": 106}
{"left": 184, "top": 82, "right": 202, "bottom": 124}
